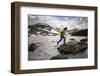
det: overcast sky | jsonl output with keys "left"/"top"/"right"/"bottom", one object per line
{"left": 28, "top": 14, "right": 88, "bottom": 30}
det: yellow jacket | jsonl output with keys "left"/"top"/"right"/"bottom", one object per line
{"left": 59, "top": 29, "right": 66, "bottom": 36}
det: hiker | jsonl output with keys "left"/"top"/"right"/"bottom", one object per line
{"left": 57, "top": 27, "right": 67, "bottom": 45}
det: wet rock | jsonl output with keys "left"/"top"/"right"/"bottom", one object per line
{"left": 28, "top": 43, "right": 38, "bottom": 51}
{"left": 70, "top": 38, "right": 75, "bottom": 41}
{"left": 50, "top": 55, "right": 68, "bottom": 60}
{"left": 80, "top": 38, "right": 88, "bottom": 42}
{"left": 57, "top": 42, "right": 87, "bottom": 54}
{"left": 71, "top": 29, "right": 88, "bottom": 36}
{"left": 80, "top": 38, "right": 88, "bottom": 44}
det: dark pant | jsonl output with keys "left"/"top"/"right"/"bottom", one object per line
{"left": 57, "top": 36, "right": 66, "bottom": 45}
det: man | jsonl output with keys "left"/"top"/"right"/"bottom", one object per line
{"left": 57, "top": 27, "right": 67, "bottom": 45}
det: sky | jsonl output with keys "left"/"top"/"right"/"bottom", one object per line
{"left": 28, "top": 14, "right": 88, "bottom": 30}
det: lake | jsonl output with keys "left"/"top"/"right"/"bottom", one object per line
{"left": 28, "top": 34, "right": 88, "bottom": 60}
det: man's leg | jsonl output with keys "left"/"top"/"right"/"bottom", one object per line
{"left": 57, "top": 36, "right": 62, "bottom": 45}
{"left": 63, "top": 36, "right": 66, "bottom": 44}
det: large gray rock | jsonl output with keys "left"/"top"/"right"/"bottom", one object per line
{"left": 28, "top": 43, "right": 38, "bottom": 51}
{"left": 80, "top": 38, "right": 88, "bottom": 42}
{"left": 70, "top": 38, "right": 75, "bottom": 41}
{"left": 57, "top": 42, "right": 87, "bottom": 54}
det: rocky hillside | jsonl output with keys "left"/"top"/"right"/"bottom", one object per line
{"left": 28, "top": 23, "right": 58, "bottom": 36}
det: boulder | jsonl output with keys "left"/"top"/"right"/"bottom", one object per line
{"left": 80, "top": 38, "right": 88, "bottom": 42}
{"left": 70, "top": 38, "right": 75, "bottom": 41}
{"left": 57, "top": 42, "right": 87, "bottom": 54}
{"left": 28, "top": 43, "right": 38, "bottom": 51}
{"left": 80, "top": 38, "right": 88, "bottom": 45}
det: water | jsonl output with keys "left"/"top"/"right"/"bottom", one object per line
{"left": 28, "top": 35, "right": 88, "bottom": 60}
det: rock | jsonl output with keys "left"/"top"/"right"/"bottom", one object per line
{"left": 50, "top": 55, "right": 68, "bottom": 60}
{"left": 80, "top": 38, "right": 88, "bottom": 44}
{"left": 80, "top": 38, "right": 88, "bottom": 42}
{"left": 71, "top": 29, "right": 88, "bottom": 36}
{"left": 69, "top": 38, "right": 77, "bottom": 44}
{"left": 28, "top": 43, "right": 38, "bottom": 51}
{"left": 57, "top": 42, "right": 87, "bottom": 54}
{"left": 70, "top": 38, "right": 75, "bottom": 41}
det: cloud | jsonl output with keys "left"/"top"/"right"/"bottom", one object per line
{"left": 28, "top": 15, "right": 88, "bottom": 30}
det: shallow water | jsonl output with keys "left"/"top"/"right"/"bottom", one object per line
{"left": 28, "top": 35, "right": 88, "bottom": 60}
